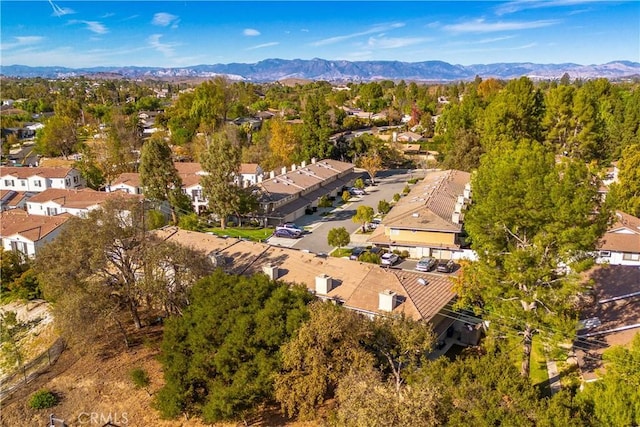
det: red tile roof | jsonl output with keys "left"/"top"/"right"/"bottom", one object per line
{"left": 1, "top": 166, "right": 74, "bottom": 179}
{"left": 1, "top": 210, "right": 71, "bottom": 242}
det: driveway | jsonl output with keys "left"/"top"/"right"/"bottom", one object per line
{"left": 266, "top": 169, "right": 427, "bottom": 255}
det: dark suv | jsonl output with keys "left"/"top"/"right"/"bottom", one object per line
{"left": 436, "top": 259, "right": 455, "bottom": 273}
{"left": 350, "top": 247, "right": 367, "bottom": 260}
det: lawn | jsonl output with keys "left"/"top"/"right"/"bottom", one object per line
{"left": 205, "top": 227, "right": 274, "bottom": 242}
{"left": 507, "top": 335, "right": 550, "bottom": 396}
{"left": 330, "top": 248, "right": 352, "bottom": 258}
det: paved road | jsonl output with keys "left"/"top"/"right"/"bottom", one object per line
{"left": 7, "top": 141, "right": 39, "bottom": 166}
{"left": 267, "top": 169, "right": 428, "bottom": 254}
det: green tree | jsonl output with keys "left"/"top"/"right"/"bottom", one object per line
{"left": 35, "top": 115, "right": 78, "bottom": 158}
{"left": 301, "top": 92, "right": 333, "bottom": 160}
{"left": 191, "top": 77, "right": 234, "bottom": 136}
{"left": 139, "top": 133, "right": 189, "bottom": 223}
{"left": 353, "top": 177, "right": 365, "bottom": 190}
{"left": 342, "top": 190, "right": 351, "bottom": 203}
{"left": 608, "top": 143, "right": 640, "bottom": 217}
{"left": 352, "top": 205, "right": 374, "bottom": 233}
{"left": 156, "top": 270, "right": 312, "bottom": 423}
{"left": 457, "top": 140, "right": 607, "bottom": 377}
{"left": 327, "top": 227, "right": 350, "bottom": 249}
{"left": 378, "top": 199, "right": 391, "bottom": 215}
{"left": 577, "top": 334, "right": 640, "bottom": 426}
{"left": 200, "top": 130, "right": 241, "bottom": 229}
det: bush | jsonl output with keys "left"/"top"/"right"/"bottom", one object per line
{"left": 146, "top": 210, "right": 167, "bottom": 230}
{"left": 342, "top": 190, "right": 351, "bottom": 203}
{"left": 29, "top": 389, "right": 58, "bottom": 409}
{"left": 402, "top": 185, "right": 411, "bottom": 195}
{"left": 318, "top": 195, "right": 333, "bottom": 208}
{"left": 359, "top": 252, "right": 381, "bottom": 264}
{"left": 400, "top": 250, "right": 410, "bottom": 259}
{"left": 408, "top": 178, "right": 420, "bottom": 184}
{"left": 378, "top": 199, "right": 391, "bottom": 214}
{"left": 178, "top": 213, "right": 202, "bottom": 231}
{"left": 393, "top": 193, "right": 401, "bottom": 202}
{"left": 130, "top": 368, "right": 151, "bottom": 389}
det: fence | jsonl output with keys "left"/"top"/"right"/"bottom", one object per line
{"left": 0, "top": 337, "right": 66, "bottom": 403}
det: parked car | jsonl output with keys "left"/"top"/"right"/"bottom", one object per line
{"left": 276, "top": 223, "right": 303, "bottom": 235}
{"left": 350, "top": 247, "right": 367, "bottom": 260}
{"left": 274, "top": 229, "right": 301, "bottom": 239}
{"left": 436, "top": 259, "right": 455, "bottom": 273}
{"left": 381, "top": 253, "right": 399, "bottom": 266}
{"left": 369, "top": 218, "right": 382, "bottom": 229}
{"left": 349, "top": 187, "right": 366, "bottom": 196}
{"left": 415, "top": 257, "right": 436, "bottom": 272}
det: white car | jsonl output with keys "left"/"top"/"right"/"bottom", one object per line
{"left": 276, "top": 223, "right": 303, "bottom": 235}
{"left": 349, "top": 188, "right": 366, "bottom": 196}
{"left": 381, "top": 253, "right": 399, "bottom": 266}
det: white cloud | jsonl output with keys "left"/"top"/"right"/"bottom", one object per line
{"left": 0, "top": 36, "right": 44, "bottom": 51}
{"left": 152, "top": 12, "right": 179, "bottom": 28}
{"left": 444, "top": 19, "right": 560, "bottom": 33}
{"left": 367, "top": 36, "right": 429, "bottom": 49}
{"left": 311, "top": 22, "right": 405, "bottom": 46}
{"left": 48, "top": 0, "right": 75, "bottom": 17}
{"left": 246, "top": 42, "right": 279, "bottom": 50}
{"left": 473, "top": 35, "right": 517, "bottom": 44}
{"left": 68, "top": 20, "right": 108, "bottom": 34}
{"left": 243, "top": 28, "right": 261, "bottom": 36}
{"left": 148, "top": 34, "right": 177, "bottom": 57}
{"left": 495, "top": 0, "right": 599, "bottom": 15}
{"left": 101, "top": 13, "right": 115, "bottom": 18}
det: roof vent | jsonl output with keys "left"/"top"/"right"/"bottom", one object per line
{"left": 412, "top": 213, "right": 419, "bottom": 218}
{"left": 417, "top": 278, "right": 427, "bottom": 286}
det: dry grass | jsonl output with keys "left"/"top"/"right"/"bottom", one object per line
{"left": 0, "top": 321, "right": 321, "bottom": 427}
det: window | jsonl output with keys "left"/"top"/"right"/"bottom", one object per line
{"left": 73, "top": 176, "right": 79, "bottom": 183}
{"left": 34, "top": 180, "right": 42, "bottom": 188}
{"left": 46, "top": 207, "right": 58, "bottom": 216}
{"left": 622, "top": 253, "right": 640, "bottom": 261}
{"left": 4, "top": 179, "right": 14, "bottom": 186}
{"left": 66, "top": 179, "right": 70, "bottom": 186}
{"left": 21, "top": 180, "right": 26, "bottom": 187}
{"left": 192, "top": 189, "right": 203, "bottom": 200}
{"left": 599, "top": 251, "right": 611, "bottom": 257}
{"left": 10, "top": 241, "right": 28, "bottom": 255}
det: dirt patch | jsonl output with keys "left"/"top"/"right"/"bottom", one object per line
{"left": 0, "top": 325, "right": 320, "bottom": 427}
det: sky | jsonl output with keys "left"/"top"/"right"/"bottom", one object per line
{"left": 1, "top": 1, "right": 639, "bottom": 68}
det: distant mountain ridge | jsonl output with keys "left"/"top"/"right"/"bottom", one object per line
{"left": 2, "top": 59, "right": 639, "bottom": 81}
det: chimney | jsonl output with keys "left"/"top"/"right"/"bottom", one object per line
{"left": 311, "top": 158, "right": 317, "bottom": 164}
{"left": 454, "top": 202, "right": 463, "bottom": 214}
{"left": 379, "top": 289, "right": 397, "bottom": 312}
{"left": 291, "top": 163, "right": 297, "bottom": 172}
{"left": 452, "top": 212, "right": 461, "bottom": 224}
{"left": 262, "top": 264, "right": 279, "bottom": 280}
{"left": 270, "top": 170, "right": 275, "bottom": 179}
{"left": 392, "top": 131, "right": 398, "bottom": 142}
{"left": 301, "top": 160, "right": 307, "bottom": 168}
{"left": 457, "top": 195, "right": 465, "bottom": 205}
{"left": 463, "top": 183, "right": 472, "bottom": 199}
{"left": 257, "top": 175, "right": 263, "bottom": 183}
{"left": 315, "top": 274, "right": 333, "bottom": 294}
{"left": 281, "top": 166, "right": 287, "bottom": 175}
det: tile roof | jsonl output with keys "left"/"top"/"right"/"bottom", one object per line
{"left": 0, "top": 190, "right": 29, "bottom": 209}
{"left": 1, "top": 210, "right": 71, "bottom": 242}
{"left": 381, "top": 169, "right": 470, "bottom": 233}
{"left": 152, "top": 227, "right": 456, "bottom": 322}
{"left": 28, "top": 188, "right": 140, "bottom": 209}
{"left": 111, "top": 173, "right": 141, "bottom": 188}
{"left": 597, "top": 211, "right": 640, "bottom": 253}
{"left": 1, "top": 166, "right": 74, "bottom": 179}
{"left": 174, "top": 162, "right": 204, "bottom": 175}
{"left": 239, "top": 163, "right": 260, "bottom": 175}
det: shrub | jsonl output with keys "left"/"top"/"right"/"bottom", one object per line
{"left": 130, "top": 368, "right": 151, "bottom": 389}
{"left": 178, "top": 213, "right": 202, "bottom": 231}
{"left": 353, "top": 178, "right": 365, "bottom": 190}
{"left": 342, "top": 190, "right": 351, "bottom": 203}
{"left": 378, "top": 199, "right": 391, "bottom": 214}
{"left": 408, "top": 178, "right": 419, "bottom": 184}
{"left": 359, "top": 252, "right": 381, "bottom": 265}
{"left": 29, "top": 389, "right": 58, "bottom": 409}
{"left": 400, "top": 250, "right": 410, "bottom": 259}
{"left": 318, "top": 195, "right": 333, "bottom": 208}
{"left": 402, "top": 185, "right": 411, "bottom": 195}
{"left": 393, "top": 193, "right": 401, "bottom": 202}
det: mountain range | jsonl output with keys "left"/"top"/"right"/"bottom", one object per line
{"left": 2, "top": 59, "right": 639, "bottom": 82}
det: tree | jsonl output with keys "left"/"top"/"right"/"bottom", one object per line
{"left": 139, "top": 133, "right": 189, "bottom": 223}
{"left": 156, "top": 271, "right": 312, "bottom": 423}
{"left": 353, "top": 177, "right": 365, "bottom": 190}
{"left": 608, "top": 143, "right": 640, "bottom": 217}
{"left": 358, "top": 152, "right": 382, "bottom": 184}
{"left": 577, "top": 334, "right": 640, "bottom": 426}
{"left": 190, "top": 77, "right": 234, "bottom": 135}
{"left": 34, "top": 197, "right": 211, "bottom": 346}
{"left": 301, "top": 92, "right": 333, "bottom": 160}
{"left": 35, "top": 115, "right": 78, "bottom": 158}
{"left": 378, "top": 199, "right": 391, "bottom": 215}
{"left": 327, "top": 227, "right": 350, "bottom": 249}
{"left": 200, "top": 130, "right": 241, "bottom": 229}
{"left": 266, "top": 118, "right": 298, "bottom": 170}
{"left": 274, "top": 302, "right": 374, "bottom": 420}
{"left": 342, "top": 190, "right": 351, "bottom": 203}
{"left": 457, "top": 140, "right": 607, "bottom": 377}
{"left": 352, "top": 205, "right": 374, "bottom": 233}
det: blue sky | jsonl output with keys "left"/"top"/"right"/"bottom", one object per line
{"left": 1, "top": 1, "right": 638, "bottom": 68}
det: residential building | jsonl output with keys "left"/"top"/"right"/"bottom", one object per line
{"left": 107, "top": 173, "right": 143, "bottom": 194}
{"left": 0, "top": 166, "right": 84, "bottom": 192}
{"left": 368, "top": 169, "right": 474, "bottom": 260}
{"left": 257, "top": 158, "right": 359, "bottom": 224}
{"left": 153, "top": 227, "right": 467, "bottom": 342}
{"left": 1, "top": 210, "right": 71, "bottom": 257}
{"left": 595, "top": 211, "right": 640, "bottom": 266}
{"left": 0, "top": 190, "right": 29, "bottom": 211}
{"left": 26, "top": 188, "right": 140, "bottom": 217}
